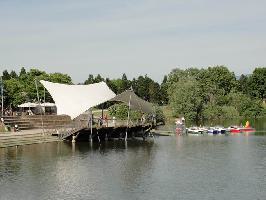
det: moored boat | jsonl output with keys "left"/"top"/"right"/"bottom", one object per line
{"left": 228, "top": 121, "right": 256, "bottom": 134}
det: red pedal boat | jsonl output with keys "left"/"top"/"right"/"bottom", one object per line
{"left": 229, "top": 121, "right": 256, "bottom": 133}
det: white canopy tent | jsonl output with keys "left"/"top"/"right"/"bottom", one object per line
{"left": 18, "top": 102, "right": 38, "bottom": 108}
{"left": 40, "top": 80, "right": 116, "bottom": 119}
{"left": 40, "top": 102, "right": 56, "bottom": 107}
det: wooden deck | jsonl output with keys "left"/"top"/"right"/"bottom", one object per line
{"left": 0, "top": 114, "right": 156, "bottom": 147}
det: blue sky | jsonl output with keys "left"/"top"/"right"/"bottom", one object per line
{"left": 0, "top": 0, "right": 265, "bottom": 83}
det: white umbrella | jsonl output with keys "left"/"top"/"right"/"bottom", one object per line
{"left": 18, "top": 102, "right": 38, "bottom": 108}
{"left": 40, "top": 102, "right": 56, "bottom": 107}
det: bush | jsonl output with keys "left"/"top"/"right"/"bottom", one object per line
{"left": 108, "top": 103, "right": 141, "bottom": 120}
{"left": 154, "top": 106, "right": 165, "bottom": 124}
{"left": 221, "top": 106, "right": 240, "bottom": 119}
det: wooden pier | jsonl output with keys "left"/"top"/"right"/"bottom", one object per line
{"left": 0, "top": 115, "right": 155, "bottom": 148}
{"left": 58, "top": 124, "right": 154, "bottom": 142}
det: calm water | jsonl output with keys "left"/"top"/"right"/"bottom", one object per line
{"left": 0, "top": 135, "right": 266, "bottom": 200}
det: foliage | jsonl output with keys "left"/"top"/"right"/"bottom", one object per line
{"left": 248, "top": 67, "right": 266, "bottom": 100}
{"left": 2, "top": 68, "right": 72, "bottom": 108}
{"left": 108, "top": 103, "right": 141, "bottom": 120}
{"left": 167, "top": 66, "right": 266, "bottom": 123}
{"left": 1, "top": 66, "right": 265, "bottom": 122}
{"left": 237, "top": 74, "right": 249, "bottom": 95}
{"left": 169, "top": 78, "right": 204, "bottom": 122}
{"left": 227, "top": 92, "right": 264, "bottom": 118}
{"left": 202, "top": 103, "right": 223, "bottom": 121}
{"left": 160, "top": 75, "right": 168, "bottom": 104}
{"left": 153, "top": 105, "right": 165, "bottom": 124}
{"left": 220, "top": 106, "right": 239, "bottom": 119}
{"left": 2, "top": 70, "right": 10, "bottom": 80}
{"left": 84, "top": 74, "right": 104, "bottom": 85}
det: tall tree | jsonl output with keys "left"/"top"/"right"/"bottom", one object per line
{"left": 10, "top": 70, "right": 18, "bottom": 79}
{"left": 249, "top": 67, "right": 266, "bottom": 100}
{"left": 94, "top": 74, "right": 104, "bottom": 83}
{"left": 84, "top": 74, "right": 94, "bottom": 84}
{"left": 237, "top": 74, "right": 249, "bottom": 94}
{"left": 121, "top": 73, "right": 130, "bottom": 91}
{"left": 19, "top": 67, "right": 27, "bottom": 77}
{"left": 105, "top": 78, "right": 117, "bottom": 93}
{"left": 49, "top": 73, "right": 72, "bottom": 84}
{"left": 2, "top": 70, "right": 10, "bottom": 80}
{"left": 169, "top": 78, "right": 204, "bottom": 123}
{"left": 160, "top": 75, "right": 168, "bottom": 105}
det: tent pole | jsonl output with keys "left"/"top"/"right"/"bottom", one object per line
{"left": 125, "top": 94, "right": 132, "bottom": 141}
{"left": 90, "top": 109, "right": 93, "bottom": 142}
{"left": 44, "top": 87, "right": 45, "bottom": 103}
{"left": 43, "top": 87, "right": 45, "bottom": 115}
{"left": 0, "top": 76, "right": 3, "bottom": 116}
{"left": 35, "top": 79, "right": 45, "bottom": 136}
{"left": 101, "top": 104, "right": 104, "bottom": 119}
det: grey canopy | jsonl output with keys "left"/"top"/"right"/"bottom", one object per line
{"left": 111, "top": 90, "right": 153, "bottom": 113}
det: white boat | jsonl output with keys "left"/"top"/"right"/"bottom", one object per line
{"left": 187, "top": 127, "right": 207, "bottom": 135}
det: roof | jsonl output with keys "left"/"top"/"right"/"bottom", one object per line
{"left": 40, "top": 80, "right": 116, "bottom": 119}
{"left": 111, "top": 90, "right": 153, "bottom": 113}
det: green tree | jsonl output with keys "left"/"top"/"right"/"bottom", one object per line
{"left": 227, "top": 92, "right": 264, "bottom": 118}
{"left": 248, "top": 67, "right": 266, "bottom": 100}
{"left": 169, "top": 78, "right": 204, "bottom": 123}
{"left": 121, "top": 73, "right": 130, "bottom": 91}
{"left": 105, "top": 78, "right": 117, "bottom": 93}
{"left": 48, "top": 73, "right": 72, "bottom": 84}
{"left": 10, "top": 70, "right": 18, "bottom": 79}
{"left": 94, "top": 74, "right": 104, "bottom": 83}
{"left": 4, "top": 78, "right": 26, "bottom": 107}
{"left": 197, "top": 66, "right": 237, "bottom": 97}
{"left": 2, "top": 70, "right": 10, "bottom": 80}
{"left": 160, "top": 75, "right": 168, "bottom": 105}
{"left": 237, "top": 74, "right": 249, "bottom": 94}
{"left": 148, "top": 81, "right": 161, "bottom": 104}
{"left": 19, "top": 67, "right": 27, "bottom": 77}
{"left": 202, "top": 103, "right": 223, "bottom": 121}
{"left": 84, "top": 74, "right": 94, "bottom": 84}
{"left": 108, "top": 103, "right": 141, "bottom": 120}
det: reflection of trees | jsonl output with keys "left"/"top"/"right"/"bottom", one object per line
{"left": 0, "top": 142, "right": 73, "bottom": 184}
{"left": 72, "top": 139, "right": 157, "bottom": 189}
{"left": 115, "top": 140, "right": 157, "bottom": 189}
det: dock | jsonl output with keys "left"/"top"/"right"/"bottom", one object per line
{"left": 0, "top": 115, "right": 155, "bottom": 148}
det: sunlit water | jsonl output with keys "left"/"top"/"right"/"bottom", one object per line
{"left": 0, "top": 133, "right": 266, "bottom": 200}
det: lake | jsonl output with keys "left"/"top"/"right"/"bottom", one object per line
{"left": 0, "top": 132, "right": 266, "bottom": 200}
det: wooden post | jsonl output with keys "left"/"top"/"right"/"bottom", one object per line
{"left": 35, "top": 79, "right": 45, "bottom": 136}
{"left": 97, "top": 130, "right": 100, "bottom": 142}
{"left": 72, "top": 134, "right": 76, "bottom": 143}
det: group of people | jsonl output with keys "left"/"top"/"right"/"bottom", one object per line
{"left": 88, "top": 114, "right": 110, "bottom": 127}
{"left": 3, "top": 108, "right": 13, "bottom": 116}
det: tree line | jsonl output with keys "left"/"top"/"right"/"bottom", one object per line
{"left": 0, "top": 68, "right": 165, "bottom": 108}
{"left": 0, "top": 66, "right": 265, "bottom": 122}
{"left": 166, "top": 66, "right": 266, "bottom": 123}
